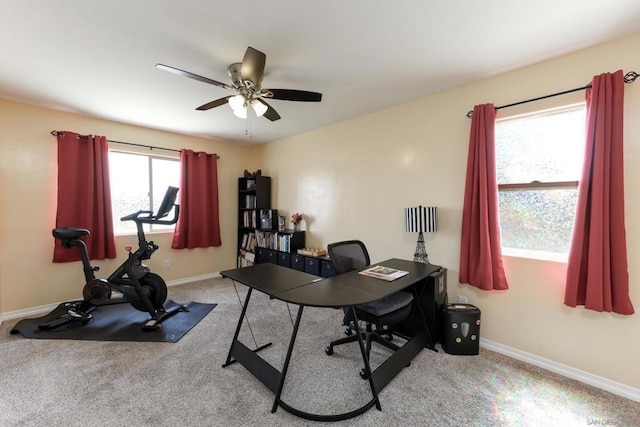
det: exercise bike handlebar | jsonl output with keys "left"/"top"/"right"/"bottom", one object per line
{"left": 120, "top": 205, "right": 180, "bottom": 226}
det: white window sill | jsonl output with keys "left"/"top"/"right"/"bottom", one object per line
{"left": 115, "top": 228, "right": 175, "bottom": 238}
{"left": 502, "top": 247, "right": 568, "bottom": 263}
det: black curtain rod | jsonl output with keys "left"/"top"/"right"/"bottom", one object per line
{"left": 466, "top": 70, "right": 639, "bottom": 118}
{"left": 50, "top": 130, "right": 220, "bottom": 159}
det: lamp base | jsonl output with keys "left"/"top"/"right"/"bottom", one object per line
{"left": 413, "top": 231, "right": 429, "bottom": 264}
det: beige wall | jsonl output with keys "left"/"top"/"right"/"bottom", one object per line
{"left": 255, "top": 33, "right": 640, "bottom": 390}
{"left": 0, "top": 100, "right": 257, "bottom": 312}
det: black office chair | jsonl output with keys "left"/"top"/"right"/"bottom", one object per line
{"left": 324, "top": 240, "right": 414, "bottom": 378}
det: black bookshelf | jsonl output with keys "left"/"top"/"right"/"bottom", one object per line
{"left": 235, "top": 175, "right": 332, "bottom": 276}
{"left": 237, "top": 176, "right": 271, "bottom": 267}
{"left": 237, "top": 176, "right": 309, "bottom": 270}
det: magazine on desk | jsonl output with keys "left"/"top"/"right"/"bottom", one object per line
{"left": 358, "top": 265, "right": 409, "bottom": 281}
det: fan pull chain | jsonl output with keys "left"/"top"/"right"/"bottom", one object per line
{"left": 245, "top": 115, "right": 253, "bottom": 138}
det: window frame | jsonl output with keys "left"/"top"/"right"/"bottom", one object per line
{"left": 108, "top": 148, "right": 180, "bottom": 236}
{"left": 495, "top": 103, "right": 586, "bottom": 260}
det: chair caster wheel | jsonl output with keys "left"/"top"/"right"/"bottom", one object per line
{"left": 325, "top": 346, "right": 333, "bottom": 355}
{"left": 359, "top": 368, "right": 369, "bottom": 379}
{"left": 344, "top": 328, "right": 352, "bottom": 336}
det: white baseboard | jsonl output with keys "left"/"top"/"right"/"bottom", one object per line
{"left": 0, "top": 272, "right": 222, "bottom": 323}
{"left": 1, "top": 302, "right": 62, "bottom": 324}
{"left": 480, "top": 338, "right": 640, "bottom": 402}
{"left": 166, "top": 272, "right": 221, "bottom": 287}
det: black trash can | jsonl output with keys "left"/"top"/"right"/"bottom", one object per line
{"left": 441, "top": 303, "right": 481, "bottom": 355}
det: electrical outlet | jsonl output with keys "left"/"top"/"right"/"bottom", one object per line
{"left": 164, "top": 260, "right": 170, "bottom": 269}
{"left": 458, "top": 295, "right": 468, "bottom": 304}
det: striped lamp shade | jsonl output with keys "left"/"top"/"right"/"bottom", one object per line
{"left": 405, "top": 206, "right": 438, "bottom": 233}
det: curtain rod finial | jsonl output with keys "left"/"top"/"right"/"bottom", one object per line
{"left": 624, "top": 71, "right": 638, "bottom": 84}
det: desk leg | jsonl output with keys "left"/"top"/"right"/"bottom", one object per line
{"left": 410, "top": 284, "right": 437, "bottom": 352}
{"left": 349, "top": 306, "right": 382, "bottom": 411}
{"left": 271, "top": 305, "right": 304, "bottom": 413}
{"left": 222, "top": 288, "right": 273, "bottom": 368}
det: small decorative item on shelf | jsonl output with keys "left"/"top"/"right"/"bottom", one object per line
{"left": 278, "top": 215, "right": 286, "bottom": 232}
{"left": 243, "top": 169, "right": 262, "bottom": 178}
{"left": 297, "top": 248, "right": 327, "bottom": 257}
{"left": 291, "top": 212, "right": 303, "bottom": 231}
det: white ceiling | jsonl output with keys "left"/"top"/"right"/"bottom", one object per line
{"left": 2, "top": 1, "right": 640, "bottom": 145}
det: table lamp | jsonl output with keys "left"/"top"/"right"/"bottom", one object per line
{"left": 405, "top": 206, "right": 438, "bottom": 263}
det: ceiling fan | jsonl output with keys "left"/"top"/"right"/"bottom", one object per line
{"left": 156, "top": 47, "right": 322, "bottom": 121}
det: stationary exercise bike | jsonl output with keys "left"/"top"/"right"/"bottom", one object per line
{"left": 40, "top": 186, "right": 184, "bottom": 331}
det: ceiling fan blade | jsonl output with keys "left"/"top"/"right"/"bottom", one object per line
{"left": 156, "top": 63, "right": 235, "bottom": 91}
{"left": 240, "top": 47, "right": 266, "bottom": 88}
{"left": 263, "top": 88, "right": 322, "bottom": 102}
{"left": 258, "top": 99, "right": 281, "bottom": 121}
{"left": 196, "top": 96, "right": 233, "bottom": 111}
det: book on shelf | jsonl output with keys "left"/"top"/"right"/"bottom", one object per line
{"left": 240, "top": 249, "right": 255, "bottom": 262}
{"left": 242, "top": 210, "right": 257, "bottom": 228}
{"left": 241, "top": 233, "right": 256, "bottom": 251}
{"left": 358, "top": 265, "right": 409, "bottom": 281}
{"left": 278, "top": 233, "right": 291, "bottom": 252}
{"left": 238, "top": 256, "right": 254, "bottom": 267}
{"left": 255, "top": 230, "right": 277, "bottom": 249}
{"left": 243, "top": 194, "right": 256, "bottom": 209}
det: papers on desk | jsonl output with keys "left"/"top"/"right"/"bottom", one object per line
{"left": 358, "top": 265, "right": 409, "bottom": 281}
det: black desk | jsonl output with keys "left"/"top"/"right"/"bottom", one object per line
{"left": 220, "top": 258, "right": 441, "bottom": 422}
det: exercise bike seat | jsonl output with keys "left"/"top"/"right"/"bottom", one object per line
{"left": 52, "top": 227, "right": 90, "bottom": 241}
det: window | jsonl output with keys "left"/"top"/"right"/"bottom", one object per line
{"left": 495, "top": 105, "right": 586, "bottom": 258}
{"left": 109, "top": 151, "right": 180, "bottom": 234}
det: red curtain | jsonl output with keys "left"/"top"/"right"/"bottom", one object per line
{"left": 564, "top": 71, "right": 634, "bottom": 314}
{"left": 459, "top": 104, "right": 509, "bottom": 291}
{"left": 53, "top": 132, "right": 116, "bottom": 262}
{"left": 172, "top": 149, "right": 222, "bottom": 249}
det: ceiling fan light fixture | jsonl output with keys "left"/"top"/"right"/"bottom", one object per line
{"left": 228, "top": 94, "right": 246, "bottom": 111}
{"left": 233, "top": 104, "right": 248, "bottom": 119}
{"left": 250, "top": 99, "right": 268, "bottom": 117}
{"left": 157, "top": 46, "right": 321, "bottom": 123}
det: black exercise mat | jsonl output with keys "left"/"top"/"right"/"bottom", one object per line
{"left": 10, "top": 299, "right": 216, "bottom": 343}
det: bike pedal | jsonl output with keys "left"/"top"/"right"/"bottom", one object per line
{"left": 143, "top": 319, "right": 161, "bottom": 331}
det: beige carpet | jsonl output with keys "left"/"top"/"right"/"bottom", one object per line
{"left": 1, "top": 277, "right": 639, "bottom": 427}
